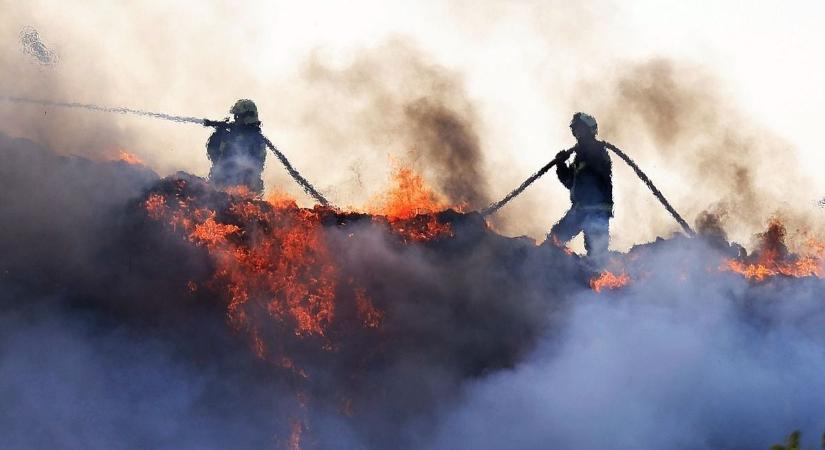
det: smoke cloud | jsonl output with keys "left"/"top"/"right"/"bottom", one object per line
{"left": 427, "top": 242, "right": 825, "bottom": 449}
{"left": 297, "top": 40, "right": 490, "bottom": 209}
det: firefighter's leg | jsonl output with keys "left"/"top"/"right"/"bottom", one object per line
{"left": 582, "top": 211, "right": 610, "bottom": 260}
{"left": 548, "top": 208, "right": 584, "bottom": 245}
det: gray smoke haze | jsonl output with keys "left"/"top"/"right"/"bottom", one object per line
{"left": 0, "top": 307, "right": 303, "bottom": 450}
{"left": 426, "top": 242, "right": 825, "bottom": 449}
{"left": 0, "top": 14, "right": 143, "bottom": 161}
{"left": 0, "top": 2, "right": 255, "bottom": 179}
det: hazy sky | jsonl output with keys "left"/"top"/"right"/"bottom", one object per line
{"left": 2, "top": 0, "right": 823, "bottom": 250}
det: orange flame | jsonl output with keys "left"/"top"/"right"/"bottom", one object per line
{"left": 369, "top": 167, "right": 447, "bottom": 219}
{"left": 720, "top": 219, "right": 825, "bottom": 281}
{"left": 722, "top": 256, "right": 823, "bottom": 281}
{"left": 267, "top": 190, "right": 299, "bottom": 209}
{"left": 590, "top": 271, "right": 631, "bottom": 293}
{"left": 142, "top": 180, "right": 382, "bottom": 365}
{"left": 117, "top": 150, "right": 144, "bottom": 165}
{"left": 368, "top": 167, "right": 453, "bottom": 242}
{"left": 143, "top": 193, "right": 166, "bottom": 220}
{"left": 189, "top": 214, "right": 241, "bottom": 245}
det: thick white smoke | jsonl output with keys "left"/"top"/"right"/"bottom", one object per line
{"left": 427, "top": 242, "right": 825, "bottom": 449}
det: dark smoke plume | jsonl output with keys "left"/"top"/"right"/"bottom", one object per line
{"left": 299, "top": 40, "right": 491, "bottom": 209}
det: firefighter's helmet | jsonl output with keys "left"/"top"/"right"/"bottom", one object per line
{"left": 230, "top": 99, "right": 260, "bottom": 126}
{"left": 570, "top": 112, "right": 598, "bottom": 135}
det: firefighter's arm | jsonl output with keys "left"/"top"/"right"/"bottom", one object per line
{"left": 203, "top": 118, "right": 229, "bottom": 128}
{"left": 555, "top": 150, "right": 574, "bottom": 189}
{"left": 205, "top": 129, "right": 226, "bottom": 162}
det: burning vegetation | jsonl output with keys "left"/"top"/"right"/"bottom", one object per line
{"left": 134, "top": 161, "right": 825, "bottom": 448}
{"left": 367, "top": 166, "right": 456, "bottom": 242}
{"left": 720, "top": 218, "right": 825, "bottom": 281}
{"left": 140, "top": 165, "right": 469, "bottom": 374}
{"left": 117, "top": 150, "right": 144, "bottom": 165}
{"left": 2, "top": 134, "right": 824, "bottom": 449}
{"left": 136, "top": 167, "right": 493, "bottom": 447}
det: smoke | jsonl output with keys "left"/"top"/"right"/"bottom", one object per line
{"left": 0, "top": 1, "right": 257, "bottom": 177}
{"left": 0, "top": 10, "right": 142, "bottom": 162}
{"left": 0, "top": 133, "right": 299, "bottom": 448}
{"left": 0, "top": 306, "right": 303, "bottom": 450}
{"left": 0, "top": 133, "right": 569, "bottom": 448}
{"left": 297, "top": 40, "right": 491, "bottom": 209}
{"left": 1, "top": 9, "right": 491, "bottom": 211}
{"left": 427, "top": 242, "right": 825, "bottom": 449}
{"left": 2, "top": 132, "right": 823, "bottom": 449}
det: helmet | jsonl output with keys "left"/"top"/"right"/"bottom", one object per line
{"left": 230, "top": 99, "right": 260, "bottom": 126}
{"left": 570, "top": 112, "right": 598, "bottom": 135}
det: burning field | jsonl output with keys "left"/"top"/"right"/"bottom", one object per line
{"left": 1, "top": 132, "right": 824, "bottom": 449}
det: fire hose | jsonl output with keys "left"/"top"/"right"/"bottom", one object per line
{"left": 1, "top": 94, "right": 691, "bottom": 232}
{"left": 481, "top": 141, "right": 695, "bottom": 236}
{"left": 0, "top": 94, "right": 330, "bottom": 207}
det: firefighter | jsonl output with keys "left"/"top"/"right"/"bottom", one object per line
{"left": 546, "top": 112, "right": 613, "bottom": 259}
{"left": 206, "top": 99, "right": 267, "bottom": 194}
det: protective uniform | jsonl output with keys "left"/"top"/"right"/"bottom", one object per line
{"left": 549, "top": 113, "right": 613, "bottom": 258}
{"left": 206, "top": 99, "right": 267, "bottom": 194}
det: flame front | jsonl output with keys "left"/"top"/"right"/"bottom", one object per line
{"left": 720, "top": 219, "right": 825, "bottom": 281}
{"left": 369, "top": 167, "right": 447, "bottom": 219}
{"left": 368, "top": 167, "right": 455, "bottom": 242}
{"left": 143, "top": 180, "right": 368, "bottom": 365}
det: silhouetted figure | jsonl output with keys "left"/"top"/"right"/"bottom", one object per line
{"left": 547, "top": 112, "right": 613, "bottom": 259}
{"left": 206, "top": 99, "right": 267, "bottom": 194}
